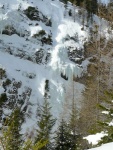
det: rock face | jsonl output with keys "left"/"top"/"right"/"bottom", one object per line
{"left": 0, "top": 0, "right": 112, "bottom": 133}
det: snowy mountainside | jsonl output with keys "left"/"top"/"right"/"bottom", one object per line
{"left": 0, "top": 0, "right": 110, "bottom": 133}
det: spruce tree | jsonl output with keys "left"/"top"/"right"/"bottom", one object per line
{"left": 85, "top": 0, "right": 98, "bottom": 22}
{"left": 98, "top": 90, "right": 113, "bottom": 145}
{"left": 0, "top": 93, "right": 7, "bottom": 120}
{"left": 55, "top": 119, "right": 72, "bottom": 150}
{"left": 68, "top": 103, "right": 79, "bottom": 150}
{"left": 91, "top": 0, "right": 98, "bottom": 14}
{"left": 1, "top": 107, "right": 24, "bottom": 150}
{"left": 68, "top": 82, "right": 81, "bottom": 150}
{"left": 85, "top": 0, "right": 92, "bottom": 21}
{"left": 22, "top": 139, "right": 47, "bottom": 150}
{"left": 35, "top": 80, "right": 56, "bottom": 150}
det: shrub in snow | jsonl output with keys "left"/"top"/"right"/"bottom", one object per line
{"left": 40, "top": 12, "right": 52, "bottom": 26}
{"left": 12, "top": 81, "right": 22, "bottom": 89}
{"left": 41, "top": 35, "right": 53, "bottom": 45}
{"left": 45, "top": 52, "right": 51, "bottom": 64}
{"left": 70, "top": 33, "right": 79, "bottom": 42}
{"left": 22, "top": 72, "right": 36, "bottom": 79}
{"left": 64, "top": 33, "right": 79, "bottom": 43}
{"left": 3, "top": 79, "right": 11, "bottom": 86}
{"left": 0, "top": 93, "right": 7, "bottom": 106}
{"left": 27, "top": 73, "right": 36, "bottom": 79}
{"left": 24, "top": 6, "right": 40, "bottom": 21}
{"left": 45, "top": 18, "right": 52, "bottom": 27}
{"left": 37, "top": 30, "right": 46, "bottom": 36}
{"left": 0, "top": 68, "right": 6, "bottom": 79}
{"left": 2, "top": 78, "right": 11, "bottom": 92}
{"left": 2, "top": 25, "right": 20, "bottom": 36}
{"left": 35, "top": 49, "right": 44, "bottom": 64}
{"left": 33, "top": 30, "right": 46, "bottom": 38}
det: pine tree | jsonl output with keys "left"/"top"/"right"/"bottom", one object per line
{"left": 98, "top": 90, "right": 113, "bottom": 145}
{"left": 91, "top": 0, "right": 98, "bottom": 15}
{"left": 68, "top": 104, "right": 79, "bottom": 150}
{"left": 35, "top": 80, "right": 56, "bottom": 150}
{"left": 0, "top": 93, "right": 7, "bottom": 120}
{"left": 22, "top": 139, "right": 47, "bottom": 150}
{"left": 1, "top": 106, "right": 47, "bottom": 150}
{"left": 68, "top": 82, "right": 81, "bottom": 150}
{"left": 55, "top": 113, "right": 81, "bottom": 150}
{"left": 85, "top": 0, "right": 98, "bottom": 22}
{"left": 85, "top": 0, "right": 92, "bottom": 21}
{"left": 55, "top": 119, "right": 72, "bottom": 150}
{"left": 1, "top": 107, "right": 24, "bottom": 150}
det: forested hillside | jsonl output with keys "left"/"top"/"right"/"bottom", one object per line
{"left": 0, "top": 0, "right": 113, "bottom": 149}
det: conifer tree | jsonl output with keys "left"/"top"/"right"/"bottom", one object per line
{"left": 85, "top": 0, "right": 92, "bottom": 21}
{"left": 35, "top": 80, "right": 56, "bottom": 150}
{"left": 1, "top": 107, "right": 24, "bottom": 150}
{"left": 55, "top": 107, "right": 80, "bottom": 150}
{"left": 98, "top": 90, "right": 113, "bottom": 145}
{"left": 68, "top": 81, "right": 81, "bottom": 150}
{"left": 85, "top": 0, "right": 98, "bottom": 22}
{"left": 0, "top": 93, "right": 7, "bottom": 120}
{"left": 55, "top": 119, "right": 72, "bottom": 150}
{"left": 91, "top": 0, "right": 98, "bottom": 14}
{"left": 68, "top": 103, "right": 79, "bottom": 150}
{"left": 22, "top": 139, "right": 47, "bottom": 150}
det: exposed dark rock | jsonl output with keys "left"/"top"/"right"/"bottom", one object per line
{"left": 61, "top": 72, "right": 68, "bottom": 80}
{"left": 67, "top": 47, "right": 84, "bottom": 64}
{"left": 45, "top": 52, "right": 51, "bottom": 64}
{"left": 35, "top": 49, "right": 44, "bottom": 64}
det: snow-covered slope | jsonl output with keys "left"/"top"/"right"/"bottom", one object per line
{"left": 88, "top": 142, "right": 113, "bottom": 150}
{"left": 0, "top": 0, "right": 111, "bottom": 133}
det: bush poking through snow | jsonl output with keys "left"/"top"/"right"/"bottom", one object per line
{"left": 0, "top": 68, "right": 6, "bottom": 79}
{"left": 33, "top": 30, "right": 46, "bottom": 38}
{"left": 24, "top": 6, "right": 40, "bottom": 21}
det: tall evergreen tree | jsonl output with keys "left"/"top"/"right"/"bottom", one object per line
{"left": 68, "top": 104, "right": 79, "bottom": 150}
{"left": 55, "top": 119, "right": 72, "bottom": 150}
{"left": 85, "top": 0, "right": 92, "bottom": 21}
{"left": 1, "top": 107, "right": 24, "bottom": 150}
{"left": 0, "top": 93, "right": 7, "bottom": 121}
{"left": 98, "top": 90, "right": 113, "bottom": 145}
{"left": 35, "top": 80, "right": 56, "bottom": 150}
{"left": 85, "top": 0, "right": 98, "bottom": 22}
{"left": 91, "top": 0, "right": 98, "bottom": 14}
{"left": 22, "top": 139, "right": 47, "bottom": 150}
{"left": 68, "top": 81, "right": 81, "bottom": 150}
